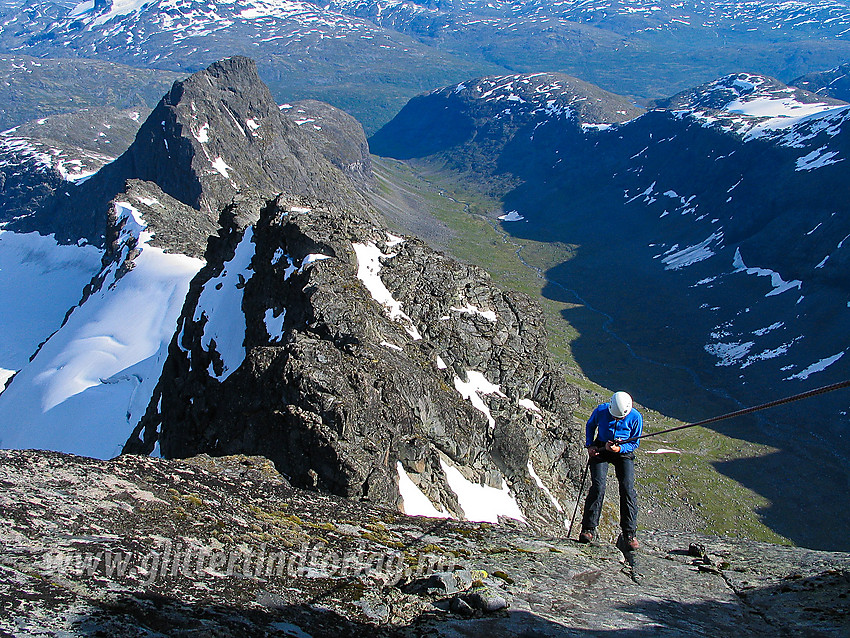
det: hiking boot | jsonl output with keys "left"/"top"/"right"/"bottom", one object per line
{"left": 578, "top": 529, "right": 594, "bottom": 544}
{"left": 623, "top": 532, "right": 639, "bottom": 551}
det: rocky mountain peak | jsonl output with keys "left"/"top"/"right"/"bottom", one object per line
{"left": 369, "top": 71, "right": 643, "bottom": 162}
{"left": 110, "top": 56, "right": 372, "bottom": 238}
{"left": 0, "top": 57, "right": 383, "bottom": 463}
{"left": 15, "top": 56, "right": 373, "bottom": 248}
{"left": 442, "top": 72, "right": 645, "bottom": 126}
{"left": 369, "top": 72, "right": 644, "bottom": 193}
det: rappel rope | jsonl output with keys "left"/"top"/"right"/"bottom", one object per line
{"left": 568, "top": 378, "right": 850, "bottom": 538}
{"left": 618, "top": 377, "right": 850, "bottom": 446}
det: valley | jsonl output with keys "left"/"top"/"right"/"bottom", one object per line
{"left": 368, "top": 155, "right": 795, "bottom": 548}
{"left": 366, "top": 71, "right": 850, "bottom": 549}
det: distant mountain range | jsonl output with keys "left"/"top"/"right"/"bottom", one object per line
{"left": 4, "top": 0, "right": 850, "bottom": 131}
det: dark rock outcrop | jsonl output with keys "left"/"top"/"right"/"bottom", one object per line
{"left": 3, "top": 449, "right": 849, "bottom": 637}
{"left": 16, "top": 56, "right": 375, "bottom": 249}
{"left": 126, "top": 193, "right": 584, "bottom": 533}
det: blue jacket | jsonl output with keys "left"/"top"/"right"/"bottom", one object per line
{"left": 585, "top": 403, "right": 643, "bottom": 455}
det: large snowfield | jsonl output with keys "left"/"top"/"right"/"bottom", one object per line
{"left": 0, "top": 206, "right": 203, "bottom": 459}
{"left": 0, "top": 230, "right": 102, "bottom": 391}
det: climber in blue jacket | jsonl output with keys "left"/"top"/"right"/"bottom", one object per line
{"left": 578, "top": 391, "right": 643, "bottom": 550}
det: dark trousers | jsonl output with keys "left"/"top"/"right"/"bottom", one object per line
{"left": 581, "top": 449, "right": 638, "bottom": 534}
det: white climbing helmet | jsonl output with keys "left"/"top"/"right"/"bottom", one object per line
{"left": 608, "top": 391, "right": 633, "bottom": 419}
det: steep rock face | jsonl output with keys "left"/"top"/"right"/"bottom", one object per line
{"left": 281, "top": 99, "right": 374, "bottom": 189}
{"left": 20, "top": 56, "right": 374, "bottom": 248}
{"left": 126, "top": 195, "right": 583, "bottom": 533}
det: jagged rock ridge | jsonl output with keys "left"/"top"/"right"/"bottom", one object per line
{"left": 126, "top": 192, "right": 584, "bottom": 533}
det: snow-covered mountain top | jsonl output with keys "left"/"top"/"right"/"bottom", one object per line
{"left": 661, "top": 73, "right": 845, "bottom": 113}
{"left": 659, "top": 72, "right": 850, "bottom": 142}
{"left": 0, "top": 107, "right": 146, "bottom": 183}
{"left": 792, "top": 62, "right": 850, "bottom": 102}
{"left": 0, "top": 0, "right": 409, "bottom": 76}
{"left": 535, "top": 0, "right": 850, "bottom": 33}
{"left": 435, "top": 72, "right": 644, "bottom": 124}
{"left": 47, "top": 0, "right": 383, "bottom": 40}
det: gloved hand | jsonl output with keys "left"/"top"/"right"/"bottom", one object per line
{"left": 587, "top": 446, "right": 600, "bottom": 458}
{"left": 605, "top": 441, "right": 621, "bottom": 453}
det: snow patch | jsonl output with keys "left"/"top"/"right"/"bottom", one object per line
{"left": 518, "top": 398, "right": 540, "bottom": 413}
{"left": 195, "top": 123, "right": 209, "bottom": 144}
{"left": 385, "top": 233, "right": 404, "bottom": 247}
{"left": 453, "top": 370, "right": 506, "bottom": 429}
{"left": 396, "top": 462, "right": 449, "bottom": 518}
{"left": 0, "top": 205, "right": 203, "bottom": 458}
{"left": 264, "top": 308, "right": 286, "bottom": 342}
{"left": 440, "top": 459, "right": 524, "bottom": 523}
{"left": 733, "top": 248, "right": 802, "bottom": 297}
{"left": 192, "top": 227, "right": 256, "bottom": 381}
{"left": 211, "top": 157, "right": 232, "bottom": 178}
{"left": 661, "top": 233, "right": 722, "bottom": 270}
{"left": 704, "top": 341, "right": 755, "bottom": 366}
{"left": 753, "top": 322, "right": 784, "bottom": 337}
{"left": 300, "top": 253, "right": 330, "bottom": 270}
{"left": 352, "top": 242, "right": 422, "bottom": 340}
{"left": 785, "top": 351, "right": 845, "bottom": 380}
{"left": 0, "top": 231, "right": 102, "bottom": 382}
{"left": 450, "top": 302, "right": 497, "bottom": 322}
{"left": 527, "top": 460, "right": 562, "bottom": 512}
{"left": 498, "top": 211, "right": 525, "bottom": 222}
{"left": 796, "top": 146, "right": 843, "bottom": 171}
{"left": 0, "top": 368, "right": 15, "bottom": 392}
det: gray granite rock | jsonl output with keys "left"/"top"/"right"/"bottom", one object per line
{"left": 2, "top": 449, "right": 849, "bottom": 637}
